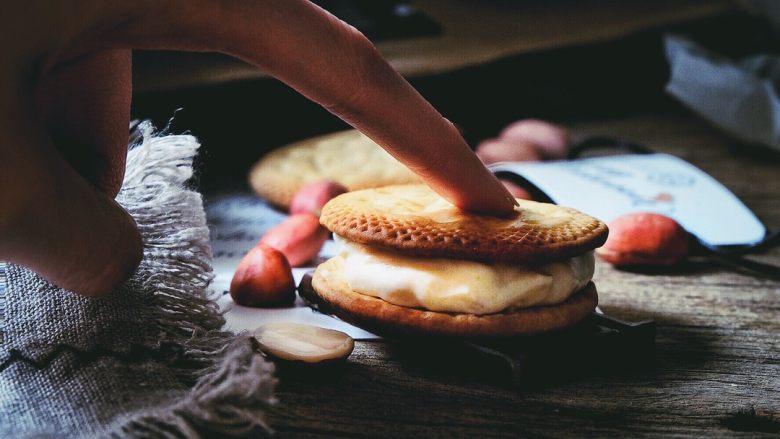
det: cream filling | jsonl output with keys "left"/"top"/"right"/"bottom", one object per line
{"left": 335, "top": 236, "right": 594, "bottom": 315}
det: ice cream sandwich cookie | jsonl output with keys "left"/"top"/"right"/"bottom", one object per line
{"left": 311, "top": 185, "right": 608, "bottom": 337}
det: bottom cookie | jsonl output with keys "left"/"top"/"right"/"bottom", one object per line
{"left": 310, "top": 257, "right": 598, "bottom": 338}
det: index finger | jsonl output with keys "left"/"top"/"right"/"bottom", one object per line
{"left": 91, "top": 0, "right": 518, "bottom": 215}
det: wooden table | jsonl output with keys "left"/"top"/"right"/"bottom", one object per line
{"left": 132, "top": 0, "right": 731, "bottom": 92}
{"left": 266, "top": 111, "right": 780, "bottom": 437}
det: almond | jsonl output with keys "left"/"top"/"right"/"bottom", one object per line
{"left": 260, "top": 213, "right": 329, "bottom": 267}
{"left": 230, "top": 244, "right": 296, "bottom": 307}
{"left": 500, "top": 119, "right": 571, "bottom": 160}
{"left": 499, "top": 179, "right": 533, "bottom": 200}
{"left": 475, "top": 138, "right": 541, "bottom": 165}
{"left": 253, "top": 322, "right": 354, "bottom": 364}
{"left": 597, "top": 212, "right": 689, "bottom": 266}
{"left": 289, "top": 180, "right": 348, "bottom": 216}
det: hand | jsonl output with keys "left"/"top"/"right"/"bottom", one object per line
{"left": 0, "top": 0, "right": 516, "bottom": 296}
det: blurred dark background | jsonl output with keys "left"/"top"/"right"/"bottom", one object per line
{"left": 130, "top": 0, "right": 780, "bottom": 192}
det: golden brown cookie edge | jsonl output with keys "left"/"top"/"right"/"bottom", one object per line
{"left": 320, "top": 185, "right": 609, "bottom": 264}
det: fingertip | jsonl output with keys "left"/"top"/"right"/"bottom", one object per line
{"left": 77, "top": 207, "right": 143, "bottom": 297}
{"left": 435, "top": 173, "right": 518, "bottom": 218}
{"left": 1, "top": 161, "right": 143, "bottom": 297}
{"left": 471, "top": 192, "right": 519, "bottom": 218}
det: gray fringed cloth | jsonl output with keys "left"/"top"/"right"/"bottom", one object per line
{"left": 0, "top": 124, "right": 277, "bottom": 438}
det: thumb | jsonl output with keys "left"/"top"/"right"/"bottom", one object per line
{"left": 0, "top": 87, "right": 142, "bottom": 297}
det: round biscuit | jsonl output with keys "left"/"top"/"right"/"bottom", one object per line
{"left": 249, "top": 130, "right": 420, "bottom": 208}
{"left": 310, "top": 257, "right": 598, "bottom": 337}
{"left": 320, "top": 184, "right": 608, "bottom": 263}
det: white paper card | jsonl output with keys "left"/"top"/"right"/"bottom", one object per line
{"left": 491, "top": 153, "right": 765, "bottom": 247}
{"left": 205, "top": 193, "right": 378, "bottom": 339}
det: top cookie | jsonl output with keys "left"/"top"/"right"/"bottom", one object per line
{"left": 249, "top": 130, "right": 420, "bottom": 207}
{"left": 320, "top": 184, "right": 608, "bottom": 264}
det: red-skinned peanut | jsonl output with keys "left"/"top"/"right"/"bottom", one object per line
{"left": 597, "top": 212, "right": 689, "bottom": 266}
{"left": 289, "top": 181, "right": 348, "bottom": 216}
{"left": 475, "top": 138, "right": 541, "bottom": 165}
{"left": 499, "top": 179, "right": 533, "bottom": 201}
{"left": 260, "top": 213, "right": 329, "bottom": 267}
{"left": 500, "top": 119, "right": 571, "bottom": 160}
{"left": 230, "top": 244, "right": 296, "bottom": 307}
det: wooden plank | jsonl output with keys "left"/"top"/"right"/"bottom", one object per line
{"left": 132, "top": 0, "right": 732, "bottom": 92}
{"left": 266, "top": 111, "right": 780, "bottom": 438}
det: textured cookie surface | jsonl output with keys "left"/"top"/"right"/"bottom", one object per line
{"left": 320, "top": 185, "right": 608, "bottom": 264}
{"left": 249, "top": 130, "right": 420, "bottom": 207}
{"left": 310, "top": 257, "right": 598, "bottom": 337}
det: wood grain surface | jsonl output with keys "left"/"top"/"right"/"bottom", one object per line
{"left": 132, "top": 0, "right": 731, "bottom": 92}
{"left": 266, "top": 112, "right": 780, "bottom": 438}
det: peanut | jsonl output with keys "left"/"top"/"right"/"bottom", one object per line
{"left": 260, "top": 213, "right": 329, "bottom": 267}
{"left": 290, "top": 180, "right": 348, "bottom": 216}
{"left": 500, "top": 119, "right": 571, "bottom": 160}
{"left": 475, "top": 138, "right": 541, "bottom": 165}
{"left": 253, "top": 322, "right": 354, "bottom": 364}
{"left": 230, "top": 244, "right": 296, "bottom": 307}
{"left": 597, "top": 212, "right": 689, "bottom": 266}
{"left": 499, "top": 179, "right": 533, "bottom": 200}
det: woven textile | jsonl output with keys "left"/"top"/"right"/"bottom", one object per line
{"left": 0, "top": 124, "right": 276, "bottom": 438}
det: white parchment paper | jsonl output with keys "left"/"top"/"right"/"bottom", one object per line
{"left": 205, "top": 193, "right": 378, "bottom": 339}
